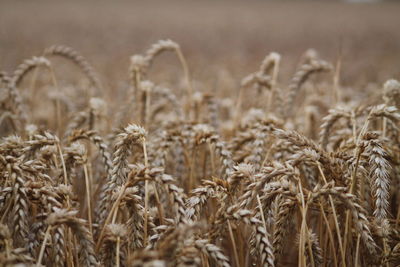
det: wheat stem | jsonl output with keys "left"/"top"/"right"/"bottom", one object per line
{"left": 83, "top": 164, "right": 93, "bottom": 235}
{"left": 37, "top": 225, "right": 52, "bottom": 267}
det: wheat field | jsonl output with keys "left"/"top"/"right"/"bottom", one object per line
{"left": 1, "top": 1, "right": 400, "bottom": 266}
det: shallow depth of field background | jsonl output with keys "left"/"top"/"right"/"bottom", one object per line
{"left": 1, "top": 1, "right": 400, "bottom": 266}
{"left": 1, "top": 0, "right": 399, "bottom": 89}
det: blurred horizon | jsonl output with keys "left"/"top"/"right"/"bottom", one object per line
{"left": 1, "top": 0, "right": 399, "bottom": 86}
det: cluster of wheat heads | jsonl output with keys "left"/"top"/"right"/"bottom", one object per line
{"left": 0, "top": 40, "right": 400, "bottom": 267}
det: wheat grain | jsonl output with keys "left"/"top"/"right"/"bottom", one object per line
{"left": 44, "top": 45, "right": 102, "bottom": 91}
{"left": 47, "top": 208, "right": 99, "bottom": 266}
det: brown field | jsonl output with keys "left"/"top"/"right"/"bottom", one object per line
{"left": 1, "top": 0, "right": 400, "bottom": 266}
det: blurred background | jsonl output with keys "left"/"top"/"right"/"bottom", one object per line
{"left": 1, "top": 0, "right": 399, "bottom": 89}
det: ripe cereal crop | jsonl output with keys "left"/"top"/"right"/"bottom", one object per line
{"left": 1, "top": 1, "right": 400, "bottom": 266}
